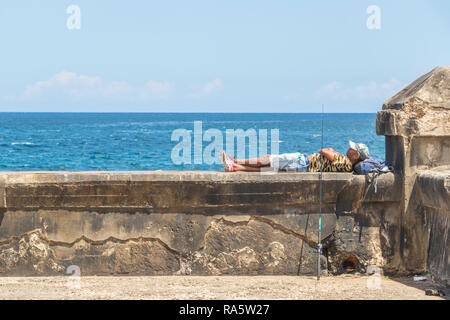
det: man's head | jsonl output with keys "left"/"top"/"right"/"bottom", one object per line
{"left": 346, "top": 141, "right": 369, "bottom": 165}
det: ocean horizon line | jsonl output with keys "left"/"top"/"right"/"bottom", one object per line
{"left": 0, "top": 111, "right": 378, "bottom": 114}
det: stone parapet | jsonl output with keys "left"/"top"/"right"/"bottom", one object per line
{"left": 376, "top": 66, "right": 450, "bottom": 285}
{"left": 0, "top": 171, "right": 401, "bottom": 276}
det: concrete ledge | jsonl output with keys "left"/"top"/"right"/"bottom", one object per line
{"left": 0, "top": 171, "right": 399, "bottom": 213}
{"left": 0, "top": 171, "right": 403, "bottom": 276}
{"left": 413, "top": 170, "right": 450, "bottom": 286}
{"left": 415, "top": 170, "right": 450, "bottom": 211}
{"left": 0, "top": 170, "right": 354, "bottom": 182}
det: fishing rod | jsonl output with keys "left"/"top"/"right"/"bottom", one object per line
{"left": 317, "top": 104, "right": 324, "bottom": 280}
{"left": 298, "top": 104, "right": 324, "bottom": 280}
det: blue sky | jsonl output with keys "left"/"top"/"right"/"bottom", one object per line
{"left": 0, "top": 0, "right": 449, "bottom": 112}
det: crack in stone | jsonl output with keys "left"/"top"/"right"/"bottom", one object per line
{"left": 0, "top": 228, "right": 182, "bottom": 257}
{"left": 205, "top": 216, "right": 320, "bottom": 248}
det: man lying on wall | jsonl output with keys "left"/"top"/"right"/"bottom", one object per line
{"left": 221, "top": 141, "right": 369, "bottom": 173}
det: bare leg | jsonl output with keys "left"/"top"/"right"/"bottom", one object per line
{"left": 233, "top": 154, "right": 271, "bottom": 167}
{"left": 232, "top": 163, "right": 261, "bottom": 172}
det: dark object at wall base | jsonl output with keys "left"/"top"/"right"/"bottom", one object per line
{"left": 425, "top": 289, "right": 445, "bottom": 297}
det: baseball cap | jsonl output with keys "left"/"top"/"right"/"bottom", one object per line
{"left": 349, "top": 141, "right": 369, "bottom": 160}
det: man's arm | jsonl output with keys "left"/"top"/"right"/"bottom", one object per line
{"left": 319, "top": 147, "right": 336, "bottom": 161}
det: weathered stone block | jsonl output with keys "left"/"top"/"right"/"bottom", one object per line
{"left": 0, "top": 171, "right": 399, "bottom": 276}
{"left": 376, "top": 66, "right": 450, "bottom": 284}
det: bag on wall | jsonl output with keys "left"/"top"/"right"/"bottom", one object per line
{"left": 354, "top": 156, "right": 394, "bottom": 193}
{"left": 354, "top": 156, "right": 392, "bottom": 175}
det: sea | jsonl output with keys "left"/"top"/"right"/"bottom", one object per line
{"left": 0, "top": 113, "right": 384, "bottom": 171}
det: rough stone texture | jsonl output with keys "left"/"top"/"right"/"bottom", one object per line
{"left": 377, "top": 66, "right": 450, "bottom": 137}
{"left": 412, "top": 171, "right": 450, "bottom": 286}
{"left": 0, "top": 171, "right": 400, "bottom": 276}
{"left": 0, "top": 230, "right": 64, "bottom": 275}
{"left": 376, "top": 66, "right": 450, "bottom": 285}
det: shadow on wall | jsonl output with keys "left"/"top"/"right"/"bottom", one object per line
{"left": 390, "top": 277, "right": 449, "bottom": 300}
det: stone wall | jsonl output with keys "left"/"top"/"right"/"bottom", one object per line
{"left": 376, "top": 66, "right": 450, "bottom": 285}
{"left": 0, "top": 171, "right": 401, "bottom": 276}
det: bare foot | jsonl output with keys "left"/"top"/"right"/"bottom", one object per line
{"left": 220, "top": 151, "right": 235, "bottom": 172}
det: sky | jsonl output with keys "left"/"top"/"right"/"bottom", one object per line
{"left": 0, "top": 0, "right": 449, "bottom": 113}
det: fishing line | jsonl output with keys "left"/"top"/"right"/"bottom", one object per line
{"left": 317, "top": 104, "right": 324, "bottom": 280}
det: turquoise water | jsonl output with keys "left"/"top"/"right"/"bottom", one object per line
{"left": 0, "top": 113, "right": 384, "bottom": 171}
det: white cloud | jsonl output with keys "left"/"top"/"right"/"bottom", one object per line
{"left": 188, "top": 78, "right": 223, "bottom": 98}
{"left": 316, "top": 78, "right": 404, "bottom": 101}
{"left": 22, "top": 72, "right": 174, "bottom": 101}
{"left": 23, "top": 72, "right": 132, "bottom": 99}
